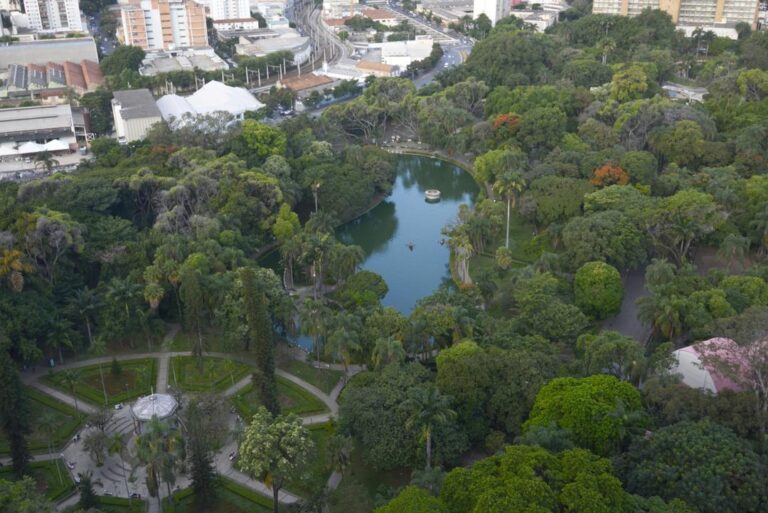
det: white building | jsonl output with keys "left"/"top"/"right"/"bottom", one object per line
{"left": 119, "top": 0, "right": 208, "bottom": 51}
{"left": 112, "top": 89, "right": 163, "bottom": 144}
{"left": 323, "top": 0, "right": 358, "bottom": 17}
{"left": 512, "top": 9, "right": 557, "bottom": 31}
{"left": 156, "top": 80, "right": 265, "bottom": 124}
{"left": 209, "top": 0, "right": 251, "bottom": 20}
{"left": 374, "top": 38, "right": 434, "bottom": 68}
{"left": 0, "top": 104, "right": 79, "bottom": 158}
{"left": 22, "top": 0, "right": 83, "bottom": 33}
{"left": 234, "top": 27, "right": 312, "bottom": 65}
{"left": 473, "top": 0, "right": 509, "bottom": 25}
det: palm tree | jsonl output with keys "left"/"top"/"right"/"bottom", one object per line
{"left": 107, "top": 278, "right": 142, "bottom": 335}
{"left": 299, "top": 298, "right": 330, "bottom": 364}
{"left": 280, "top": 235, "right": 303, "bottom": 290}
{"left": 33, "top": 151, "right": 59, "bottom": 173}
{"left": 61, "top": 369, "right": 82, "bottom": 413}
{"left": 0, "top": 248, "right": 32, "bottom": 292}
{"left": 637, "top": 295, "right": 685, "bottom": 341}
{"left": 69, "top": 288, "right": 102, "bottom": 347}
{"left": 329, "top": 244, "right": 365, "bottom": 284}
{"left": 718, "top": 233, "right": 750, "bottom": 271}
{"left": 38, "top": 413, "right": 63, "bottom": 484}
{"left": 597, "top": 37, "right": 616, "bottom": 65}
{"left": 492, "top": 171, "right": 526, "bottom": 249}
{"left": 403, "top": 385, "right": 456, "bottom": 469}
{"left": 47, "top": 315, "right": 74, "bottom": 365}
{"left": 89, "top": 336, "right": 109, "bottom": 406}
{"left": 371, "top": 336, "right": 406, "bottom": 369}
{"left": 137, "top": 416, "right": 183, "bottom": 510}
{"left": 109, "top": 433, "right": 131, "bottom": 498}
{"left": 325, "top": 312, "right": 362, "bottom": 375}
{"left": 750, "top": 206, "right": 768, "bottom": 257}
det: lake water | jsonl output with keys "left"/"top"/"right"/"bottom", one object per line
{"left": 270, "top": 154, "right": 478, "bottom": 350}
{"left": 337, "top": 154, "right": 478, "bottom": 314}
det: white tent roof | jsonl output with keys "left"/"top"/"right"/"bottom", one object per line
{"left": 0, "top": 145, "right": 18, "bottom": 156}
{"left": 156, "top": 81, "right": 264, "bottom": 122}
{"left": 131, "top": 393, "right": 178, "bottom": 421}
{"left": 44, "top": 139, "right": 69, "bottom": 151}
{"left": 671, "top": 348, "right": 717, "bottom": 393}
{"left": 17, "top": 141, "right": 46, "bottom": 154}
{"left": 156, "top": 94, "right": 194, "bottom": 122}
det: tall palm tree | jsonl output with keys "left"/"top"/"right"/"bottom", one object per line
{"left": 69, "top": 288, "right": 102, "bottom": 347}
{"left": 109, "top": 433, "right": 131, "bottom": 498}
{"left": 89, "top": 336, "right": 109, "bottom": 406}
{"left": 33, "top": 151, "right": 59, "bottom": 173}
{"left": 637, "top": 295, "right": 685, "bottom": 341}
{"left": 329, "top": 244, "right": 365, "bottom": 284}
{"left": 38, "top": 413, "right": 63, "bottom": 484}
{"left": 47, "top": 315, "right": 74, "bottom": 364}
{"left": 403, "top": 385, "right": 456, "bottom": 469}
{"left": 371, "top": 336, "right": 406, "bottom": 369}
{"left": 750, "top": 206, "right": 768, "bottom": 257}
{"left": 107, "top": 278, "right": 142, "bottom": 333}
{"left": 325, "top": 312, "right": 362, "bottom": 375}
{"left": 597, "top": 37, "right": 616, "bottom": 65}
{"left": 718, "top": 233, "right": 750, "bottom": 271}
{"left": 61, "top": 369, "right": 82, "bottom": 413}
{"left": 299, "top": 298, "right": 330, "bottom": 364}
{"left": 492, "top": 171, "right": 526, "bottom": 249}
{"left": 280, "top": 235, "right": 303, "bottom": 290}
{"left": 136, "top": 416, "right": 182, "bottom": 510}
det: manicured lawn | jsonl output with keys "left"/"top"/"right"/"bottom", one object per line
{"left": 170, "top": 356, "right": 251, "bottom": 393}
{"left": 0, "top": 459, "right": 75, "bottom": 501}
{"left": 0, "top": 388, "right": 85, "bottom": 455}
{"left": 285, "top": 422, "right": 335, "bottom": 497}
{"left": 170, "top": 329, "right": 230, "bottom": 353}
{"left": 328, "top": 447, "right": 410, "bottom": 513}
{"left": 42, "top": 359, "right": 157, "bottom": 407}
{"left": 469, "top": 211, "right": 538, "bottom": 280}
{"left": 232, "top": 376, "right": 328, "bottom": 419}
{"left": 163, "top": 478, "right": 272, "bottom": 513}
{"left": 279, "top": 359, "right": 343, "bottom": 394}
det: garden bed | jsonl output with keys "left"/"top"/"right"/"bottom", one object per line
{"left": 0, "top": 387, "right": 85, "bottom": 455}
{"left": 232, "top": 376, "right": 328, "bottom": 418}
{"left": 163, "top": 478, "right": 273, "bottom": 513}
{"left": 170, "top": 356, "right": 251, "bottom": 393}
{"left": 43, "top": 359, "right": 157, "bottom": 407}
{"left": 0, "top": 459, "right": 75, "bottom": 501}
{"left": 279, "top": 359, "right": 343, "bottom": 394}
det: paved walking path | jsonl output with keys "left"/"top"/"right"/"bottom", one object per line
{"left": 13, "top": 326, "right": 362, "bottom": 511}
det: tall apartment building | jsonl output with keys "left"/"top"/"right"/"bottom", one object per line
{"left": 22, "top": 0, "right": 83, "bottom": 33}
{"left": 473, "top": 0, "right": 510, "bottom": 24}
{"left": 120, "top": 0, "right": 207, "bottom": 51}
{"left": 208, "top": 0, "right": 250, "bottom": 20}
{"left": 592, "top": 0, "right": 760, "bottom": 30}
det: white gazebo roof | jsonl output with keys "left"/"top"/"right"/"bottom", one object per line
{"left": 17, "top": 141, "right": 45, "bottom": 154}
{"left": 131, "top": 393, "right": 178, "bottom": 421}
{"left": 44, "top": 139, "right": 69, "bottom": 151}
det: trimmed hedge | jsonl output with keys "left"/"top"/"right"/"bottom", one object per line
{"left": 43, "top": 358, "right": 157, "bottom": 406}
{"left": 0, "top": 387, "right": 85, "bottom": 455}
{"left": 97, "top": 495, "right": 147, "bottom": 513}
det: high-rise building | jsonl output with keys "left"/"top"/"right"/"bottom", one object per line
{"left": 208, "top": 0, "right": 250, "bottom": 20}
{"left": 592, "top": 0, "right": 760, "bottom": 31}
{"left": 120, "top": 0, "right": 208, "bottom": 51}
{"left": 473, "top": 0, "right": 510, "bottom": 25}
{"left": 23, "top": 0, "right": 83, "bottom": 33}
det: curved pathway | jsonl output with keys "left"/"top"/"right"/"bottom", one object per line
{"left": 11, "top": 330, "right": 364, "bottom": 512}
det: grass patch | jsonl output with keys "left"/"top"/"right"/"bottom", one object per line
{"left": 285, "top": 422, "right": 335, "bottom": 497}
{"left": 0, "top": 459, "right": 75, "bottom": 501}
{"left": 67, "top": 496, "right": 147, "bottom": 513}
{"left": 170, "top": 356, "right": 251, "bottom": 393}
{"left": 170, "top": 329, "right": 231, "bottom": 353}
{"left": 163, "top": 478, "right": 273, "bottom": 513}
{"left": 279, "top": 359, "right": 343, "bottom": 394}
{"left": 328, "top": 447, "right": 411, "bottom": 513}
{"left": 42, "top": 359, "right": 157, "bottom": 407}
{"left": 0, "top": 388, "right": 85, "bottom": 455}
{"left": 233, "top": 376, "right": 328, "bottom": 419}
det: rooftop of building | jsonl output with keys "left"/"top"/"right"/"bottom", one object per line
{"left": 0, "top": 38, "right": 98, "bottom": 69}
{"left": 355, "top": 60, "right": 396, "bottom": 72}
{"left": 132, "top": 394, "right": 178, "bottom": 421}
{"left": 113, "top": 89, "right": 163, "bottom": 120}
{"left": 0, "top": 104, "right": 73, "bottom": 134}
{"left": 156, "top": 80, "right": 264, "bottom": 121}
{"left": 281, "top": 73, "right": 334, "bottom": 91}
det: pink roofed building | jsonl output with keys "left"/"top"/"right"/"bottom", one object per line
{"left": 670, "top": 337, "right": 749, "bottom": 394}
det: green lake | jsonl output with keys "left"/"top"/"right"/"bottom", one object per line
{"left": 337, "top": 154, "right": 478, "bottom": 314}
